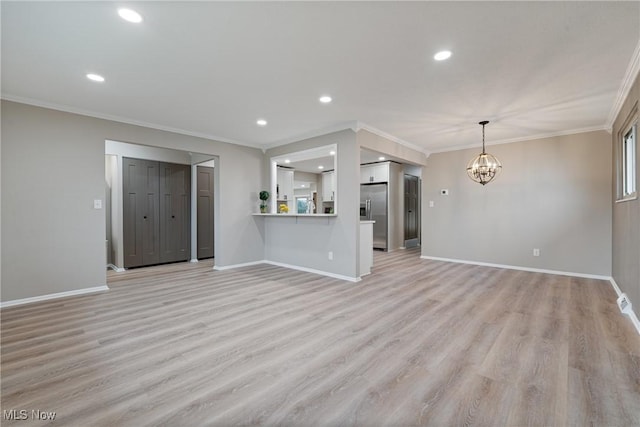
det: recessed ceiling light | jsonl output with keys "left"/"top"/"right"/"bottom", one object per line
{"left": 301, "top": 184, "right": 305, "bottom": 188}
{"left": 86, "top": 73, "right": 105, "bottom": 82}
{"left": 434, "top": 50, "right": 452, "bottom": 61}
{"left": 319, "top": 95, "right": 332, "bottom": 104}
{"left": 118, "top": 8, "right": 143, "bottom": 23}
{"left": 378, "top": 156, "right": 386, "bottom": 161}
{"left": 329, "top": 150, "right": 336, "bottom": 155}
{"left": 256, "top": 119, "right": 267, "bottom": 126}
{"left": 318, "top": 165, "right": 324, "bottom": 170}
{"left": 284, "top": 159, "right": 291, "bottom": 164}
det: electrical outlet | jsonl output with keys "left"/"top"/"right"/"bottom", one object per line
{"left": 429, "top": 200, "right": 435, "bottom": 208}
{"left": 328, "top": 251, "right": 333, "bottom": 260}
{"left": 533, "top": 248, "right": 540, "bottom": 257}
{"left": 93, "top": 199, "right": 102, "bottom": 209}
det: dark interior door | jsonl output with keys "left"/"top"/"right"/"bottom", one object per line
{"left": 123, "top": 157, "right": 160, "bottom": 268}
{"left": 197, "top": 166, "right": 215, "bottom": 259}
{"left": 404, "top": 175, "right": 419, "bottom": 241}
{"left": 159, "top": 162, "right": 191, "bottom": 263}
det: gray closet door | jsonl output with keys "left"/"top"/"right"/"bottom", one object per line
{"left": 197, "top": 166, "right": 215, "bottom": 259}
{"left": 404, "top": 175, "right": 419, "bottom": 241}
{"left": 123, "top": 158, "right": 160, "bottom": 268}
{"left": 159, "top": 162, "right": 191, "bottom": 263}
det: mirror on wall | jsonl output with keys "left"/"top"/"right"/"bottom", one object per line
{"left": 270, "top": 144, "right": 337, "bottom": 215}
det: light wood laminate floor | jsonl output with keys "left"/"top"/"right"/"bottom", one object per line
{"left": 2, "top": 248, "right": 639, "bottom": 426}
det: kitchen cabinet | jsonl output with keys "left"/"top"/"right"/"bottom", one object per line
{"left": 277, "top": 168, "right": 294, "bottom": 201}
{"left": 361, "top": 162, "right": 389, "bottom": 183}
{"left": 322, "top": 170, "right": 335, "bottom": 202}
{"left": 277, "top": 167, "right": 294, "bottom": 213}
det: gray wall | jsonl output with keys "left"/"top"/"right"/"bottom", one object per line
{"left": 1, "top": 100, "right": 264, "bottom": 302}
{"left": 264, "top": 130, "right": 360, "bottom": 279}
{"left": 612, "top": 72, "right": 640, "bottom": 306}
{"left": 422, "top": 130, "right": 612, "bottom": 276}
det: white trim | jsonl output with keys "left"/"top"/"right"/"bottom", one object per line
{"left": 419, "top": 255, "right": 610, "bottom": 280}
{"left": 1, "top": 286, "right": 109, "bottom": 309}
{"left": 355, "top": 122, "right": 431, "bottom": 156}
{"left": 0, "top": 94, "right": 261, "bottom": 149}
{"left": 212, "top": 260, "right": 266, "bottom": 271}
{"left": 264, "top": 261, "right": 360, "bottom": 283}
{"left": 606, "top": 38, "right": 640, "bottom": 131}
{"left": 429, "top": 126, "right": 607, "bottom": 154}
{"left": 107, "top": 263, "right": 125, "bottom": 272}
{"left": 609, "top": 277, "right": 624, "bottom": 296}
{"left": 213, "top": 259, "right": 359, "bottom": 282}
{"left": 263, "top": 121, "right": 359, "bottom": 149}
{"left": 609, "top": 278, "right": 640, "bottom": 335}
{"left": 263, "top": 120, "right": 431, "bottom": 157}
{"left": 189, "top": 259, "right": 199, "bottom": 263}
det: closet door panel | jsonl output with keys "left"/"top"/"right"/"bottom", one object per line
{"left": 141, "top": 162, "right": 160, "bottom": 265}
{"left": 197, "top": 166, "right": 215, "bottom": 259}
{"left": 123, "top": 158, "right": 159, "bottom": 267}
{"left": 159, "top": 162, "right": 191, "bottom": 263}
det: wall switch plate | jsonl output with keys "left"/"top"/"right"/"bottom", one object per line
{"left": 94, "top": 199, "right": 102, "bottom": 209}
{"left": 533, "top": 248, "right": 540, "bottom": 257}
{"left": 441, "top": 189, "right": 449, "bottom": 195}
{"left": 429, "top": 201, "right": 435, "bottom": 208}
{"left": 328, "top": 251, "right": 333, "bottom": 260}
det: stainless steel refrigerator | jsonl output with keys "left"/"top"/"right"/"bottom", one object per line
{"left": 360, "top": 183, "right": 388, "bottom": 250}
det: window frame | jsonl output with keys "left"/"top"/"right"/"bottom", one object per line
{"left": 617, "top": 107, "right": 638, "bottom": 203}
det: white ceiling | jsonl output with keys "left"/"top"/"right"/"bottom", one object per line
{"left": 2, "top": 2, "right": 639, "bottom": 153}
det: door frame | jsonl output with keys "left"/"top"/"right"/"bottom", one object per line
{"left": 105, "top": 140, "right": 218, "bottom": 270}
{"left": 403, "top": 173, "right": 421, "bottom": 248}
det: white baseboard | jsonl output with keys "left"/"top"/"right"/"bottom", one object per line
{"left": 213, "top": 260, "right": 266, "bottom": 271}
{"left": 1, "top": 285, "right": 109, "bottom": 309}
{"left": 264, "top": 260, "right": 360, "bottom": 283}
{"left": 609, "top": 278, "right": 640, "bottom": 335}
{"left": 107, "top": 264, "right": 125, "bottom": 272}
{"left": 214, "top": 259, "right": 359, "bottom": 282}
{"left": 189, "top": 259, "right": 199, "bottom": 263}
{"left": 419, "top": 255, "right": 611, "bottom": 280}
{"left": 609, "top": 277, "right": 623, "bottom": 296}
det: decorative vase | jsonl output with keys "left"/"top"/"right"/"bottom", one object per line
{"left": 260, "top": 205, "right": 267, "bottom": 214}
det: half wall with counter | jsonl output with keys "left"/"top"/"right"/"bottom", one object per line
{"left": 258, "top": 129, "right": 361, "bottom": 280}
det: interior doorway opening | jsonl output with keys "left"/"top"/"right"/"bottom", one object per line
{"left": 105, "top": 140, "right": 218, "bottom": 271}
{"left": 359, "top": 148, "right": 422, "bottom": 253}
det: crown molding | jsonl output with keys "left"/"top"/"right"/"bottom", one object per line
{"left": 429, "top": 125, "right": 607, "bottom": 154}
{"left": 262, "top": 121, "right": 359, "bottom": 150}
{"left": 355, "top": 121, "right": 431, "bottom": 156}
{"left": 606, "top": 37, "right": 640, "bottom": 131}
{"left": 0, "top": 94, "right": 263, "bottom": 150}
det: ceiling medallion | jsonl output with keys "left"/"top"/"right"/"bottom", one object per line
{"left": 466, "top": 120, "right": 502, "bottom": 185}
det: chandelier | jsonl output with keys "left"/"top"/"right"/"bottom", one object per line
{"left": 466, "top": 120, "right": 502, "bottom": 185}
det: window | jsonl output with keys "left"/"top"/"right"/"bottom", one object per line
{"left": 618, "top": 122, "right": 637, "bottom": 200}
